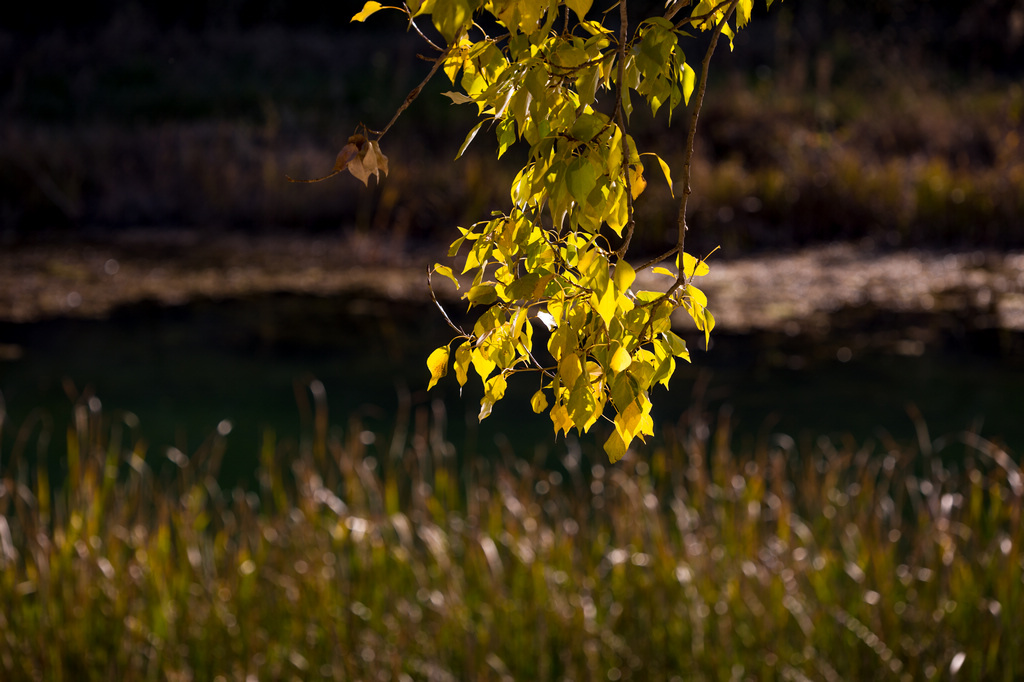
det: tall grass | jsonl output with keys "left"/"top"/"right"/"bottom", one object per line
{"left": 0, "top": 390, "right": 1021, "bottom": 680}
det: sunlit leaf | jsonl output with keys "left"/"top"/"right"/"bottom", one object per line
{"left": 454, "top": 342, "right": 471, "bottom": 386}
{"left": 433, "top": 264, "right": 460, "bottom": 289}
{"left": 443, "top": 90, "right": 475, "bottom": 105}
{"left": 681, "top": 62, "right": 696, "bottom": 105}
{"left": 610, "top": 344, "right": 632, "bottom": 372}
{"left": 479, "top": 373, "right": 507, "bottom": 420}
{"left": 426, "top": 346, "right": 449, "bottom": 390}
{"left": 628, "top": 164, "right": 647, "bottom": 200}
{"left": 613, "top": 259, "right": 636, "bottom": 293}
{"left": 681, "top": 252, "right": 710, "bottom": 278}
{"left": 642, "top": 152, "right": 674, "bottom": 197}
{"left": 604, "top": 429, "right": 629, "bottom": 463}
{"left": 457, "top": 120, "right": 485, "bottom": 159}
{"left": 564, "top": 0, "right": 593, "bottom": 20}
{"left": 661, "top": 331, "right": 689, "bottom": 359}
{"left": 530, "top": 389, "right": 549, "bottom": 413}
{"left": 352, "top": 1, "right": 384, "bottom": 22}
{"left": 536, "top": 310, "right": 557, "bottom": 331}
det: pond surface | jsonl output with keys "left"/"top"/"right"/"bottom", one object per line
{"left": 1, "top": 292, "right": 1021, "bottom": 485}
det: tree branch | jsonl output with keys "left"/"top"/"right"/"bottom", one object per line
{"left": 663, "top": 0, "right": 692, "bottom": 22}
{"left": 671, "top": 0, "right": 737, "bottom": 292}
{"left": 613, "top": 0, "right": 636, "bottom": 260}
{"left": 373, "top": 41, "right": 456, "bottom": 141}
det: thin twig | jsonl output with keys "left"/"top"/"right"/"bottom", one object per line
{"left": 427, "top": 269, "right": 468, "bottom": 337}
{"left": 663, "top": 0, "right": 692, "bottom": 22}
{"left": 407, "top": 11, "right": 444, "bottom": 52}
{"left": 613, "top": 0, "right": 636, "bottom": 260}
{"left": 672, "top": 0, "right": 737, "bottom": 292}
{"left": 635, "top": 245, "right": 680, "bottom": 273}
{"left": 634, "top": 0, "right": 737, "bottom": 347}
{"left": 673, "top": 0, "right": 735, "bottom": 30}
{"left": 373, "top": 41, "right": 456, "bottom": 141}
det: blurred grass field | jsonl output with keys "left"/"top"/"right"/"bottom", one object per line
{"left": 1, "top": 392, "right": 1021, "bottom": 680}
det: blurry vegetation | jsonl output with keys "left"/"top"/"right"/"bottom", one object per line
{"left": 1, "top": 394, "right": 1021, "bottom": 679}
{"left": 1, "top": 1, "right": 1022, "bottom": 252}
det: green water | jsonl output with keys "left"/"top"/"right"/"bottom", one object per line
{"left": 1, "top": 293, "right": 1022, "bottom": 484}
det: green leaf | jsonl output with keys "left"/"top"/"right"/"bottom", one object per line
{"left": 575, "top": 66, "right": 600, "bottom": 111}
{"left": 570, "top": 113, "right": 606, "bottom": 144}
{"left": 566, "top": 156, "right": 598, "bottom": 206}
{"left": 352, "top": 1, "right": 384, "bottom": 22}
{"left": 661, "top": 331, "right": 690, "bottom": 359}
{"left": 434, "top": 0, "right": 473, "bottom": 44}
{"left": 426, "top": 346, "right": 449, "bottom": 390}
{"left": 465, "top": 282, "right": 498, "bottom": 306}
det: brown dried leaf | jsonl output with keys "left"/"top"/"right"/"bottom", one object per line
{"left": 333, "top": 143, "right": 360, "bottom": 172}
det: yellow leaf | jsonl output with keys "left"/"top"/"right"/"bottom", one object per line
{"left": 686, "top": 283, "right": 708, "bottom": 308}
{"left": 454, "top": 342, "right": 471, "bottom": 386}
{"left": 433, "top": 264, "right": 460, "bottom": 290}
{"left": 479, "top": 373, "right": 507, "bottom": 421}
{"left": 603, "top": 429, "right": 629, "bottom": 463}
{"left": 426, "top": 346, "right": 449, "bottom": 390}
{"left": 591, "top": 288, "right": 617, "bottom": 328}
{"left": 614, "top": 400, "right": 644, "bottom": 442}
{"left": 559, "top": 352, "right": 583, "bottom": 389}
{"left": 628, "top": 164, "right": 647, "bottom": 200}
{"left": 652, "top": 266, "right": 676, "bottom": 278}
{"left": 610, "top": 344, "right": 632, "bottom": 373}
{"left": 550, "top": 402, "right": 573, "bottom": 436}
{"left": 681, "top": 252, "right": 710, "bottom": 278}
{"left": 642, "top": 152, "right": 674, "bottom": 197}
{"left": 530, "top": 389, "right": 548, "bottom": 414}
{"left": 471, "top": 346, "right": 496, "bottom": 380}
{"left": 352, "top": 1, "right": 384, "bottom": 22}
{"left": 613, "top": 259, "right": 636, "bottom": 293}
{"left": 564, "top": 0, "right": 593, "bottom": 20}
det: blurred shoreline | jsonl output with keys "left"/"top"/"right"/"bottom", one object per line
{"left": 2, "top": 233, "right": 1021, "bottom": 347}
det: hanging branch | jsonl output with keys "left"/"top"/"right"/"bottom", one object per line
{"left": 614, "top": 0, "right": 636, "bottom": 259}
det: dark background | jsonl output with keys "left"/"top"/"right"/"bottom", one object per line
{"left": 2, "top": 0, "right": 1022, "bottom": 255}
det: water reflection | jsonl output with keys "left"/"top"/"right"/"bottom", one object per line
{"left": 1, "top": 293, "right": 1021, "bottom": 485}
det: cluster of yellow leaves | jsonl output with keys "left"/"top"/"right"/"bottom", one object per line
{"left": 427, "top": 210, "right": 709, "bottom": 462}
{"left": 352, "top": 0, "right": 774, "bottom": 461}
